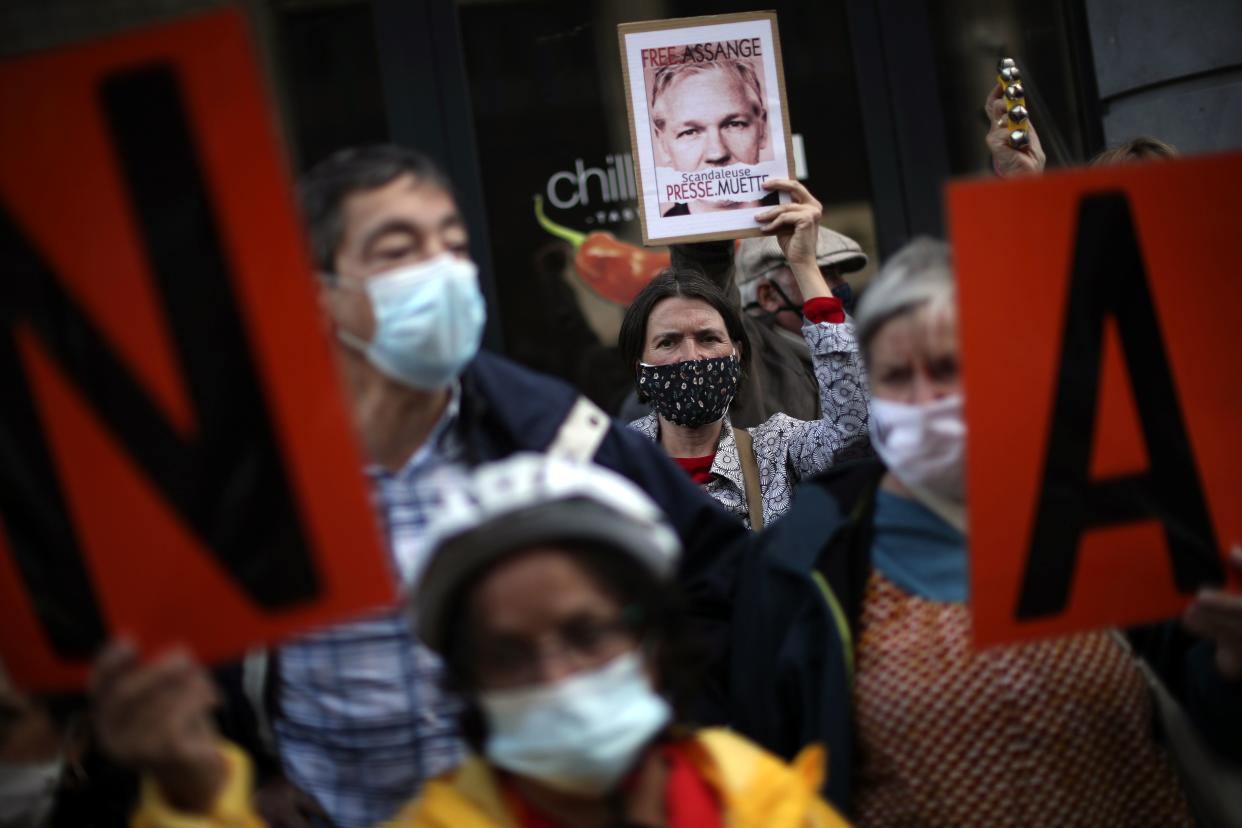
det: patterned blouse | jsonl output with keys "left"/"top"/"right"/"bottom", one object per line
{"left": 853, "top": 571, "right": 1192, "bottom": 826}
{"left": 629, "top": 320, "right": 869, "bottom": 528}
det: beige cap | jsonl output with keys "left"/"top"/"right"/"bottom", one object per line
{"left": 736, "top": 226, "right": 868, "bottom": 285}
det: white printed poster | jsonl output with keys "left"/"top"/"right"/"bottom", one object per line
{"left": 618, "top": 12, "right": 796, "bottom": 245}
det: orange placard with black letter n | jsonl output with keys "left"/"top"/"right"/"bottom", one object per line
{"left": 949, "top": 153, "right": 1242, "bottom": 649}
{"left": 0, "top": 10, "right": 394, "bottom": 689}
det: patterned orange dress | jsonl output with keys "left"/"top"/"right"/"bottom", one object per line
{"left": 852, "top": 570, "right": 1192, "bottom": 826}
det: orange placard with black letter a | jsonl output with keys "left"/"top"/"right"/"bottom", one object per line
{"left": 0, "top": 10, "right": 394, "bottom": 689}
{"left": 948, "top": 153, "right": 1242, "bottom": 649}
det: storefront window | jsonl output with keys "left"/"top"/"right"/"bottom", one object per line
{"left": 457, "top": 0, "right": 879, "bottom": 413}
{"left": 259, "top": 0, "right": 1100, "bottom": 412}
{"left": 273, "top": 0, "right": 390, "bottom": 169}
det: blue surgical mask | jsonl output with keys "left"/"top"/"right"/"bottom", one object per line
{"left": 336, "top": 254, "right": 485, "bottom": 390}
{"left": 479, "top": 651, "right": 671, "bottom": 796}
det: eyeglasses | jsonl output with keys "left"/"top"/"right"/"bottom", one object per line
{"left": 472, "top": 608, "right": 643, "bottom": 689}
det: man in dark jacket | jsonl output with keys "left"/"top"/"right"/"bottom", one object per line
{"left": 229, "top": 145, "right": 745, "bottom": 828}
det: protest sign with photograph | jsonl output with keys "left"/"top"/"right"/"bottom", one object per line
{"left": 618, "top": 12, "right": 795, "bottom": 245}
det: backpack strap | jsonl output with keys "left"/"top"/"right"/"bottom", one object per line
{"left": 547, "top": 395, "right": 610, "bottom": 462}
{"left": 769, "top": 459, "right": 885, "bottom": 643}
{"left": 732, "top": 427, "right": 764, "bottom": 530}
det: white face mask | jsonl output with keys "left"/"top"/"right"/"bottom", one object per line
{"left": 479, "top": 651, "right": 671, "bottom": 796}
{"left": 337, "top": 253, "right": 486, "bottom": 390}
{"left": 0, "top": 758, "right": 62, "bottom": 827}
{"left": 870, "top": 393, "right": 967, "bottom": 502}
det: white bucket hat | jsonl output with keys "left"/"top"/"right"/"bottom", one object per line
{"left": 411, "top": 454, "right": 681, "bottom": 653}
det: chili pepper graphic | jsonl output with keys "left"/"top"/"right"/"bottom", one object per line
{"left": 534, "top": 195, "right": 670, "bottom": 305}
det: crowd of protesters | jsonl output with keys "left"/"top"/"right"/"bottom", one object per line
{"left": 3, "top": 50, "right": 1242, "bottom": 828}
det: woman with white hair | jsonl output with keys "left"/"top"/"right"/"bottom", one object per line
{"left": 694, "top": 237, "right": 1242, "bottom": 824}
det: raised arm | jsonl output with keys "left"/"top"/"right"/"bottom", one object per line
{"left": 749, "top": 180, "right": 870, "bottom": 476}
{"left": 91, "top": 642, "right": 265, "bottom": 827}
{"left": 985, "top": 82, "right": 1046, "bottom": 178}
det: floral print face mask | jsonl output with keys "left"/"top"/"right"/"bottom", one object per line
{"left": 638, "top": 353, "right": 741, "bottom": 427}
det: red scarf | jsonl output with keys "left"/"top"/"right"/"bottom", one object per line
{"left": 672, "top": 454, "right": 716, "bottom": 485}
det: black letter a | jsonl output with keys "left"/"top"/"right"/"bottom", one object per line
{"left": 1015, "top": 192, "right": 1223, "bottom": 620}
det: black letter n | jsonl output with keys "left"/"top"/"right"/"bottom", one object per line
{"left": 1016, "top": 192, "right": 1222, "bottom": 621}
{"left": 0, "top": 65, "right": 319, "bottom": 658}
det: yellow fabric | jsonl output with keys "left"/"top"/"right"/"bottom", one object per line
{"left": 132, "top": 730, "right": 849, "bottom": 828}
{"left": 131, "top": 742, "right": 261, "bottom": 828}
{"left": 387, "top": 757, "right": 516, "bottom": 828}
{"left": 684, "top": 730, "right": 846, "bottom": 828}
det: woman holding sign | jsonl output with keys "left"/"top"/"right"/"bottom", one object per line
{"left": 619, "top": 179, "right": 870, "bottom": 529}
{"left": 700, "top": 237, "right": 1242, "bottom": 824}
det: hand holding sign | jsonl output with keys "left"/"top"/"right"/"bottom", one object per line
{"left": 90, "top": 641, "right": 225, "bottom": 812}
{"left": 755, "top": 179, "right": 822, "bottom": 264}
{"left": 1183, "top": 547, "right": 1242, "bottom": 680}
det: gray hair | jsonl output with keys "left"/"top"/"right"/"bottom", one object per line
{"left": 854, "top": 237, "right": 954, "bottom": 359}
{"left": 1090, "top": 136, "right": 1177, "bottom": 167}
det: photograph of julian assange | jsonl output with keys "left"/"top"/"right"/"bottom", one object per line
{"left": 619, "top": 12, "right": 795, "bottom": 245}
